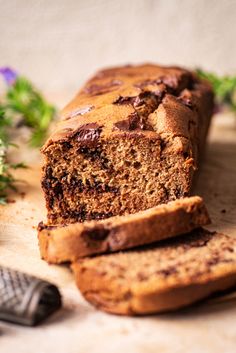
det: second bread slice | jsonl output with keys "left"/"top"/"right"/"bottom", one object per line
{"left": 38, "top": 196, "right": 210, "bottom": 263}
{"left": 72, "top": 228, "right": 236, "bottom": 315}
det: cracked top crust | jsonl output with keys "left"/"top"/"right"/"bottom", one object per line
{"left": 42, "top": 64, "right": 214, "bottom": 151}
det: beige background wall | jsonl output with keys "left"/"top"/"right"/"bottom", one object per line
{"left": 1, "top": 0, "right": 236, "bottom": 105}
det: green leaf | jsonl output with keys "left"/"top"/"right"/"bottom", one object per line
{"left": 0, "top": 110, "right": 26, "bottom": 203}
{"left": 196, "top": 69, "right": 236, "bottom": 113}
{"left": 0, "top": 196, "right": 7, "bottom": 205}
{"left": 10, "top": 162, "right": 28, "bottom": 169}
{"left": 29, "top": 128, "right": 47, "bottom": 147}
{"left": 0, "top": 68, "right": 56, "bottom": 203}
{"left": 5, "top": 76, "right": 56, "bottom": 147}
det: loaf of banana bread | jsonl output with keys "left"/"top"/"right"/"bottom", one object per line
{"left": 41, "top": 64, "right": 214, "bottom": 225}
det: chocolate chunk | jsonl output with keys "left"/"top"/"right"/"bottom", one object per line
{"left": 113, "top": 94, "right": 144, "bottom": 107}
{"left": 76, "top": 123, "right": 102, "bottom": 148}
{"left": 41, "top": 167, "right": 58, "bottom": 192}
{"left": 114, "top": 91, "right": 163, "bottom": 107}
{"left": 157, "top": 76, "right": 179, "bottom": 90}
{"left": 113, "top": 95, "right": 137, "bottom": 105}
{"left": 113, "top": 91, "right": 161, "bottom": 132}
{"left": 53, "top": 182, "right": 63, "bottom": 197}
{"left": 84, "top": 80, "right": 122, "bottom": 96}
{"left": 133, "top": 161, "right": 141, "bottom": 169}
{"left": 136, "top": 91, "right": 163, "bottom": 114}
{"left": 159, "top": 73, "right": 193, "bottom": 93}
{"left": 82, "top": 226, "right": 110, "bottom": 242}
{"left": 88, "top": 87, "right": 161, "bottom": 131}
{"left": 114, "top": 113, "right": 145, "bottom": 131}
{"left": 177, "top": 91, "right": 193, "bottom": 109}
{"left": 135, "top": 74, "right": 192, "bottom": 94}
{"left": 158, "top": 267, "right": 178, "bottom": 277}
{"left": 66, "top": 105, "right": 94, "bottom": 120}
{"left": 179, "top": 97, "right": 193, "bottom": 108}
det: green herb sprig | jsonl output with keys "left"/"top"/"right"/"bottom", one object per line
{"left": 0, "top": 68, "right": 56, "bottom": 147}
{"left": 0, "top": 108, "right": 27, "bottom": 204}
{"left": 0, "top": 67, "right": 56, "bottom": 203}
{"left": 197, "top": 69, "right": 236, "bottom": 113}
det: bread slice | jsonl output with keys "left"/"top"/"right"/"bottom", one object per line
{"left": 38, "top": 196, "right": 210, "bottom": 263}
{"left": 41, "top": 64, "right": 214, "bottom": 225}
{"left": 72, "top": 229, "right": 236, "bottom": 315}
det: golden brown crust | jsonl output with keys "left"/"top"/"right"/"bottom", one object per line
{"left": 38, "top": 196, "right": 210, "bottom": 263}
{"left": 42, "top": 64, "right": 213, "bottom": 148}
{"left": 72, "top": 229, "right": 236, "bottom": 315}
{"left": 80, "top": 274, "right": 236, "bottom": 315}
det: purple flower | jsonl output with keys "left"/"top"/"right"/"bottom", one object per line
{"left": 0, "top": 67, "right": 18, "bottom": 86}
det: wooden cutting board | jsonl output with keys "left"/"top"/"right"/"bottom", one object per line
{"left": 1, "top": 114, "right": 236, "bottom": 353}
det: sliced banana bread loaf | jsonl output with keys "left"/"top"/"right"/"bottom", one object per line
{"left": 72, "top": 229, "right": 236, "bottom": 315}
{"left": 41, "top": 64, "right": 214, "bottom": 225}
{"left": 38, "top": 196, "right": 210, "bottom": 263}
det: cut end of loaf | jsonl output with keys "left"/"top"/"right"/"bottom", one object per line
{"left": 42, "top": 133, "right": 194, "bottom": 225}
